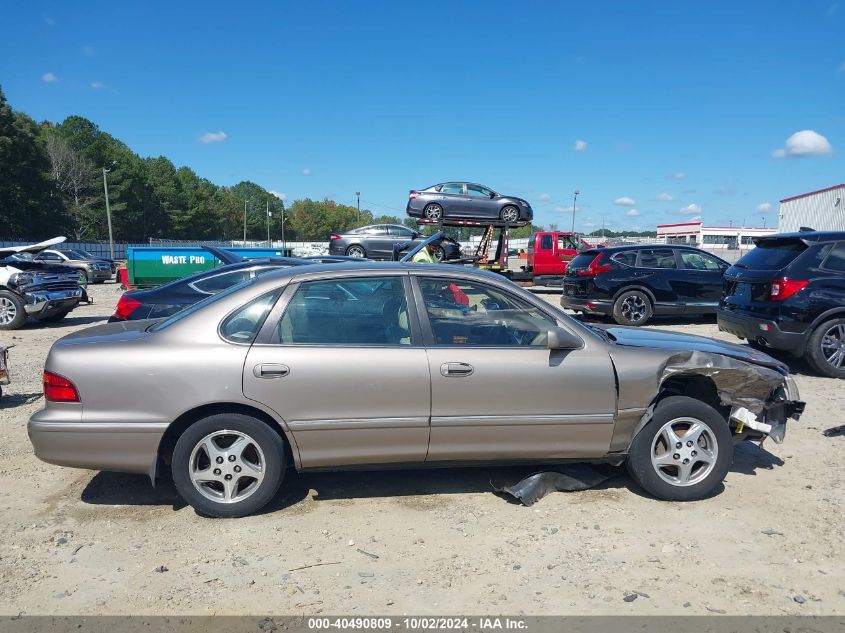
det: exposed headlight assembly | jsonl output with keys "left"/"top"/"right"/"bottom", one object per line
{"left": 8, "top": 272, "right": 35, "bottom": 289}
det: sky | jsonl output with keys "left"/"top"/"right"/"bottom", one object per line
{"left": 1, "top": 0, "right": 844, "bottom": 232}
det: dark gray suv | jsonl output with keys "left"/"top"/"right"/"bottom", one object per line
{"left": 406, "top": 182, "right": 533, "bottom": 225}
{"left": 328, "top": 224, "right": 461, "bottom": 261}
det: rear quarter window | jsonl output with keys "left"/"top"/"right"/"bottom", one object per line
{"left": 610, "top": 250, "right": 637, "bottom": 267}
{"left": 822, "top": 242, "right": 845, "bottom": 272}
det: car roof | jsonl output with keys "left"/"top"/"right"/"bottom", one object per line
{"left": 756, "top": 230, "right": 845, "bottom": 243}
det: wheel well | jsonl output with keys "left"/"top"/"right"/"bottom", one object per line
{"left": 156, "top": 402, "right": 294, "bottom": 477}
{"left": 810, "top": 310, "right": 845, "bottom": 334}
{"left": 613, "top": 285, "right": 656, "bottom": 305}
{"left": 656, "top": 375, "right": 728, "bottom": 418}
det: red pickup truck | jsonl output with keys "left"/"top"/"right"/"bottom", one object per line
{"left": 523, "top": 231, "right": 596, "bottom": 284}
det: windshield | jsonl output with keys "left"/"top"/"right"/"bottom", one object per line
{"left": 735, "top": 239, "right": 806, "bottom": 271}
{"left": 149, "top": 276, "right": 258, "bottom": 332}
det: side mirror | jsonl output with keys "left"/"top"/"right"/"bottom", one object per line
{"left": 412, "top": 232, "right": 420, "bottom": 239}
{"left": 489, "top": 192, "right": 496, "bottom": 198}
{"left": 547, "top": 326, "right": 583, "bottom": 350}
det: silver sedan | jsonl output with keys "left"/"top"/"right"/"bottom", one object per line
{"left": 28, "top": 262, "right": 804, "bottom": 517}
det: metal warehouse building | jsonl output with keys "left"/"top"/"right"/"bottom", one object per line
{"left": 778, "top": 184, "right": 845, "bottom": 232}
{"left": 656, "top": 221, "right": 776, "bottom": 249}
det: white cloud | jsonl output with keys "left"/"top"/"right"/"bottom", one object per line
{"left": 581, "top": 218, "right": 597, "bottom": 228}
{"left": 690, "top": 215, "right": 703, "bottom": 222}
{"left": 83, "top": 46, "right": 95, "bottom": 56}
{"left": 679, "top": 203, "right": 702, "bottom": 215}
{"left": 269, "top": 190, "right": 287, "bottom": 201}
{"left": 198, "top": 131, "right": 227, "bottom": 144}
{"left": 756, "top": 202, "right": 773, "bottom": 213}
{"left": 614, "top": 196, "right": 636, "bottom": 206}
{"left": 772, "top": 130, "right": 833, "bottom": 158}
{"left": 90, "top": 81, "right": 105, "bottom": 90}
{"left": 573, "top": 139, "right": 588, "bottom": 152}
{"left": 538, "top": 192, "right": 551, "bottom": 202}
{"left": 625, "top": 209, "right": 640, "bottom": 217}
{"left": 656, "top": 192, "right": 674, "bottom": 202}
{"left": 41, "top": 72, "right": 58, "bottom": 82}
{"left": 301, "top": 168, "right": 312, "bottom": 176}
{"left": 554, "top": 205, "right": 574, "bottom": 213}
{"left": 672, "top": 171, "right": 686, "bottom": 180}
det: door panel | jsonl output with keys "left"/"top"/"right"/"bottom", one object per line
{"left": 243, "top": 347, "right": 431, "bottom": 467}
{"left": 242, "top": 274, "right": 431, "bottom": 468}
{"left": 414, "top": 276, "right": 617, "bottom": 461}
{"left": 425, "top": 347, "right": 616, "bottom": 460}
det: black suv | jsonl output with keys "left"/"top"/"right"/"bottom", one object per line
{"left": 718, "top": 230, "right": 845, "bottom": 378}
{"left": 561, "top": 245, "right": 729, "bottom": 326}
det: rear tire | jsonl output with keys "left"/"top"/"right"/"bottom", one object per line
{"left": 346, "top": 245, "right": 367, "bottom": 258}
{"left": 627, "top": 396, "right": 732, "bottom": 501}
{"left": 806, "top": 318, "right": 845, "bottom": 378}
{"left": 612, "top": 290, "right": 653, "bottom": 326}
{"left": 424, "top": 203, "right": 443, "bottom": 221}
{"left": 431, "top": 245, "right": 445, "bottom": 262}
{"left": 0, "top": 291, "right": 27, "bottom": 330}
{"left": 172, "top": 413, "right": 287, "bottom": 518}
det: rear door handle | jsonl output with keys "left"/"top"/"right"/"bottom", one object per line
{"left": 253, "top": 363, "right": 290, "bottom": 378}
{"left": 440, "top": 362, "right": 474, "bottom": 377}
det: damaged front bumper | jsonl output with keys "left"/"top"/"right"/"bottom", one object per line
{"left": 649, "top": 351, "right": 805, "bottom": 446}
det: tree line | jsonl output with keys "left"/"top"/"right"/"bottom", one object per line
{"left": 1, "top": 85, "right": 542, "bottom": 244}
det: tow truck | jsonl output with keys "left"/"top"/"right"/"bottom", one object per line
{"left": 411, "top": 218, "right": 596, "bottom": 286}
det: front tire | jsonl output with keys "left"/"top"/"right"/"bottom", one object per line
{"left": 806, "top": 318, "right": 845, "bottom": 378}
{"left": 346, "top": 245, "right": 367, "bottom": 258}
{"left": 0, "top": 291, "right": 27, "bottom": 330}
{"left": 627, "top": 396, "right": 732, "bottom": 501}
{"left": 172, "top": 413, "right": 287, "bottom": 518}
{"left": 500, "top": 205, "right": 520, "bottom": 224}
{"left": 612, "top": 290, "right": 653, "bottom": 326}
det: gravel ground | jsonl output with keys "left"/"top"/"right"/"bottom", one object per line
{"left": 0, "top": 282, "right": 843, "bottom": 616}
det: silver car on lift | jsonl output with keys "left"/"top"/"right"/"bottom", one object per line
{"left": 29, "top": 262, "right": 803, "bottom": 517}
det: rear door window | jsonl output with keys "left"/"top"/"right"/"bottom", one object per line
{"left": 277, "top": 276, "right": 411, "bottom": 345}
{"left": 638, "top": 249, "right": 677, "bottom": 269}
{"left": 735, "top": 239, "right": 806, "bottom": 271}
{"left": 441, "top": 183, "right": 465, "bottom": 195}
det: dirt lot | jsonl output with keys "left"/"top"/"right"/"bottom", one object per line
{"left": 0, "top": 282, "right": 843, "bottom": 616}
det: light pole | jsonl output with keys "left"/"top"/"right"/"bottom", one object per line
{"left": 355, "top": 191, "right": 361, "bottom": 225}
{"left": 266, "top": 200, "right": 271, "bottom": 246}
{"left": 571, "top": 189, "right": 580, "bottom": 233}
{"left": 243, "top": 199, "right": 249, "bottom": 244}
{"left": 102, "top": 163, "right": 116, "bottom": 260}
{"left": 280, "top": 200, "right": 286, "bottom": 248}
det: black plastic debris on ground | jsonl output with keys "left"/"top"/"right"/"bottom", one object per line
{"left": 823, "top": 425, "right": 845, "bottom": 438}
{"left": 492, "top": 464, "right": 620, "bottom": 506}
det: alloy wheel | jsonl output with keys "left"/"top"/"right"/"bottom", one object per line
{"left": 0, "top": 297, "right": 17, "bottom": 325}
{"left": 820, "top": 323, "right": 845, "bottom": 369}
{"left": 347, "top": 246, "right": 366, "bottom": 258}
{"left": 650, "top": 417, "right": 718, "bottom": 487}
{"left": 424, "top": 204, "right": 443, "bottom": 220}
{"left": 189, "top": 430, "right": 266, "bottom": 504}
{"left": 621, "top": 294, "right": 647, "bottom": 322}
{"left": 500, "top": 206, "right": 519, "bottom": 223}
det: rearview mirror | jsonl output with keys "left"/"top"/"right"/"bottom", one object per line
{"left": 547, "top": 326, "right": 583, "bottom": 350}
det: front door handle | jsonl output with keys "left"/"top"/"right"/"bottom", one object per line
{"left": 440, "top": 362, "right": 474, "bottom": 377}
{"left": 253, "top": 363, "right": 290, "bottom": 378}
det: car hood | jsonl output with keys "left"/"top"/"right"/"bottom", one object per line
{"left": 604, "top": 326, "right": 789, "bottom": 373}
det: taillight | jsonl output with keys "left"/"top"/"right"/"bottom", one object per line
{"left": 114, "top": 294, "right": 141, "bottom": 320}
{"left": 770, "top": 278, "right": 808, "bottom": 301}
{"left": 330, "top": 233, "right": 342, "bottom": 241}
{"left": 409, "top": 191, "right": 420, "bottom": 199}
{"left": 43, "top": 371, "right": 80, "bottom": 402}
{"left": 576, "top": 253, "right": 614, "bottom": 277}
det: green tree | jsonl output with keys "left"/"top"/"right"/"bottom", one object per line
{"left": 0, "top": 85, "right": 67, "bottom": 237}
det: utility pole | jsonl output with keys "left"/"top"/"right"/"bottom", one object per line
{"left": 355, "top": 191, "right": 361, "bottom": 225}
{"left": 280, "top": 200, "right": 286, "bottom": 248}
{"left": 102, "top": 165, "right": 115, "bottom": 260}
{"left": 243, "top": 199, "right": 249, "bottom": 244}
{"left": 266, "top": 200, "right": 271, "bottom": 246}
{"left": 571, "top": 190, "right": 580, "bottom": 233}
